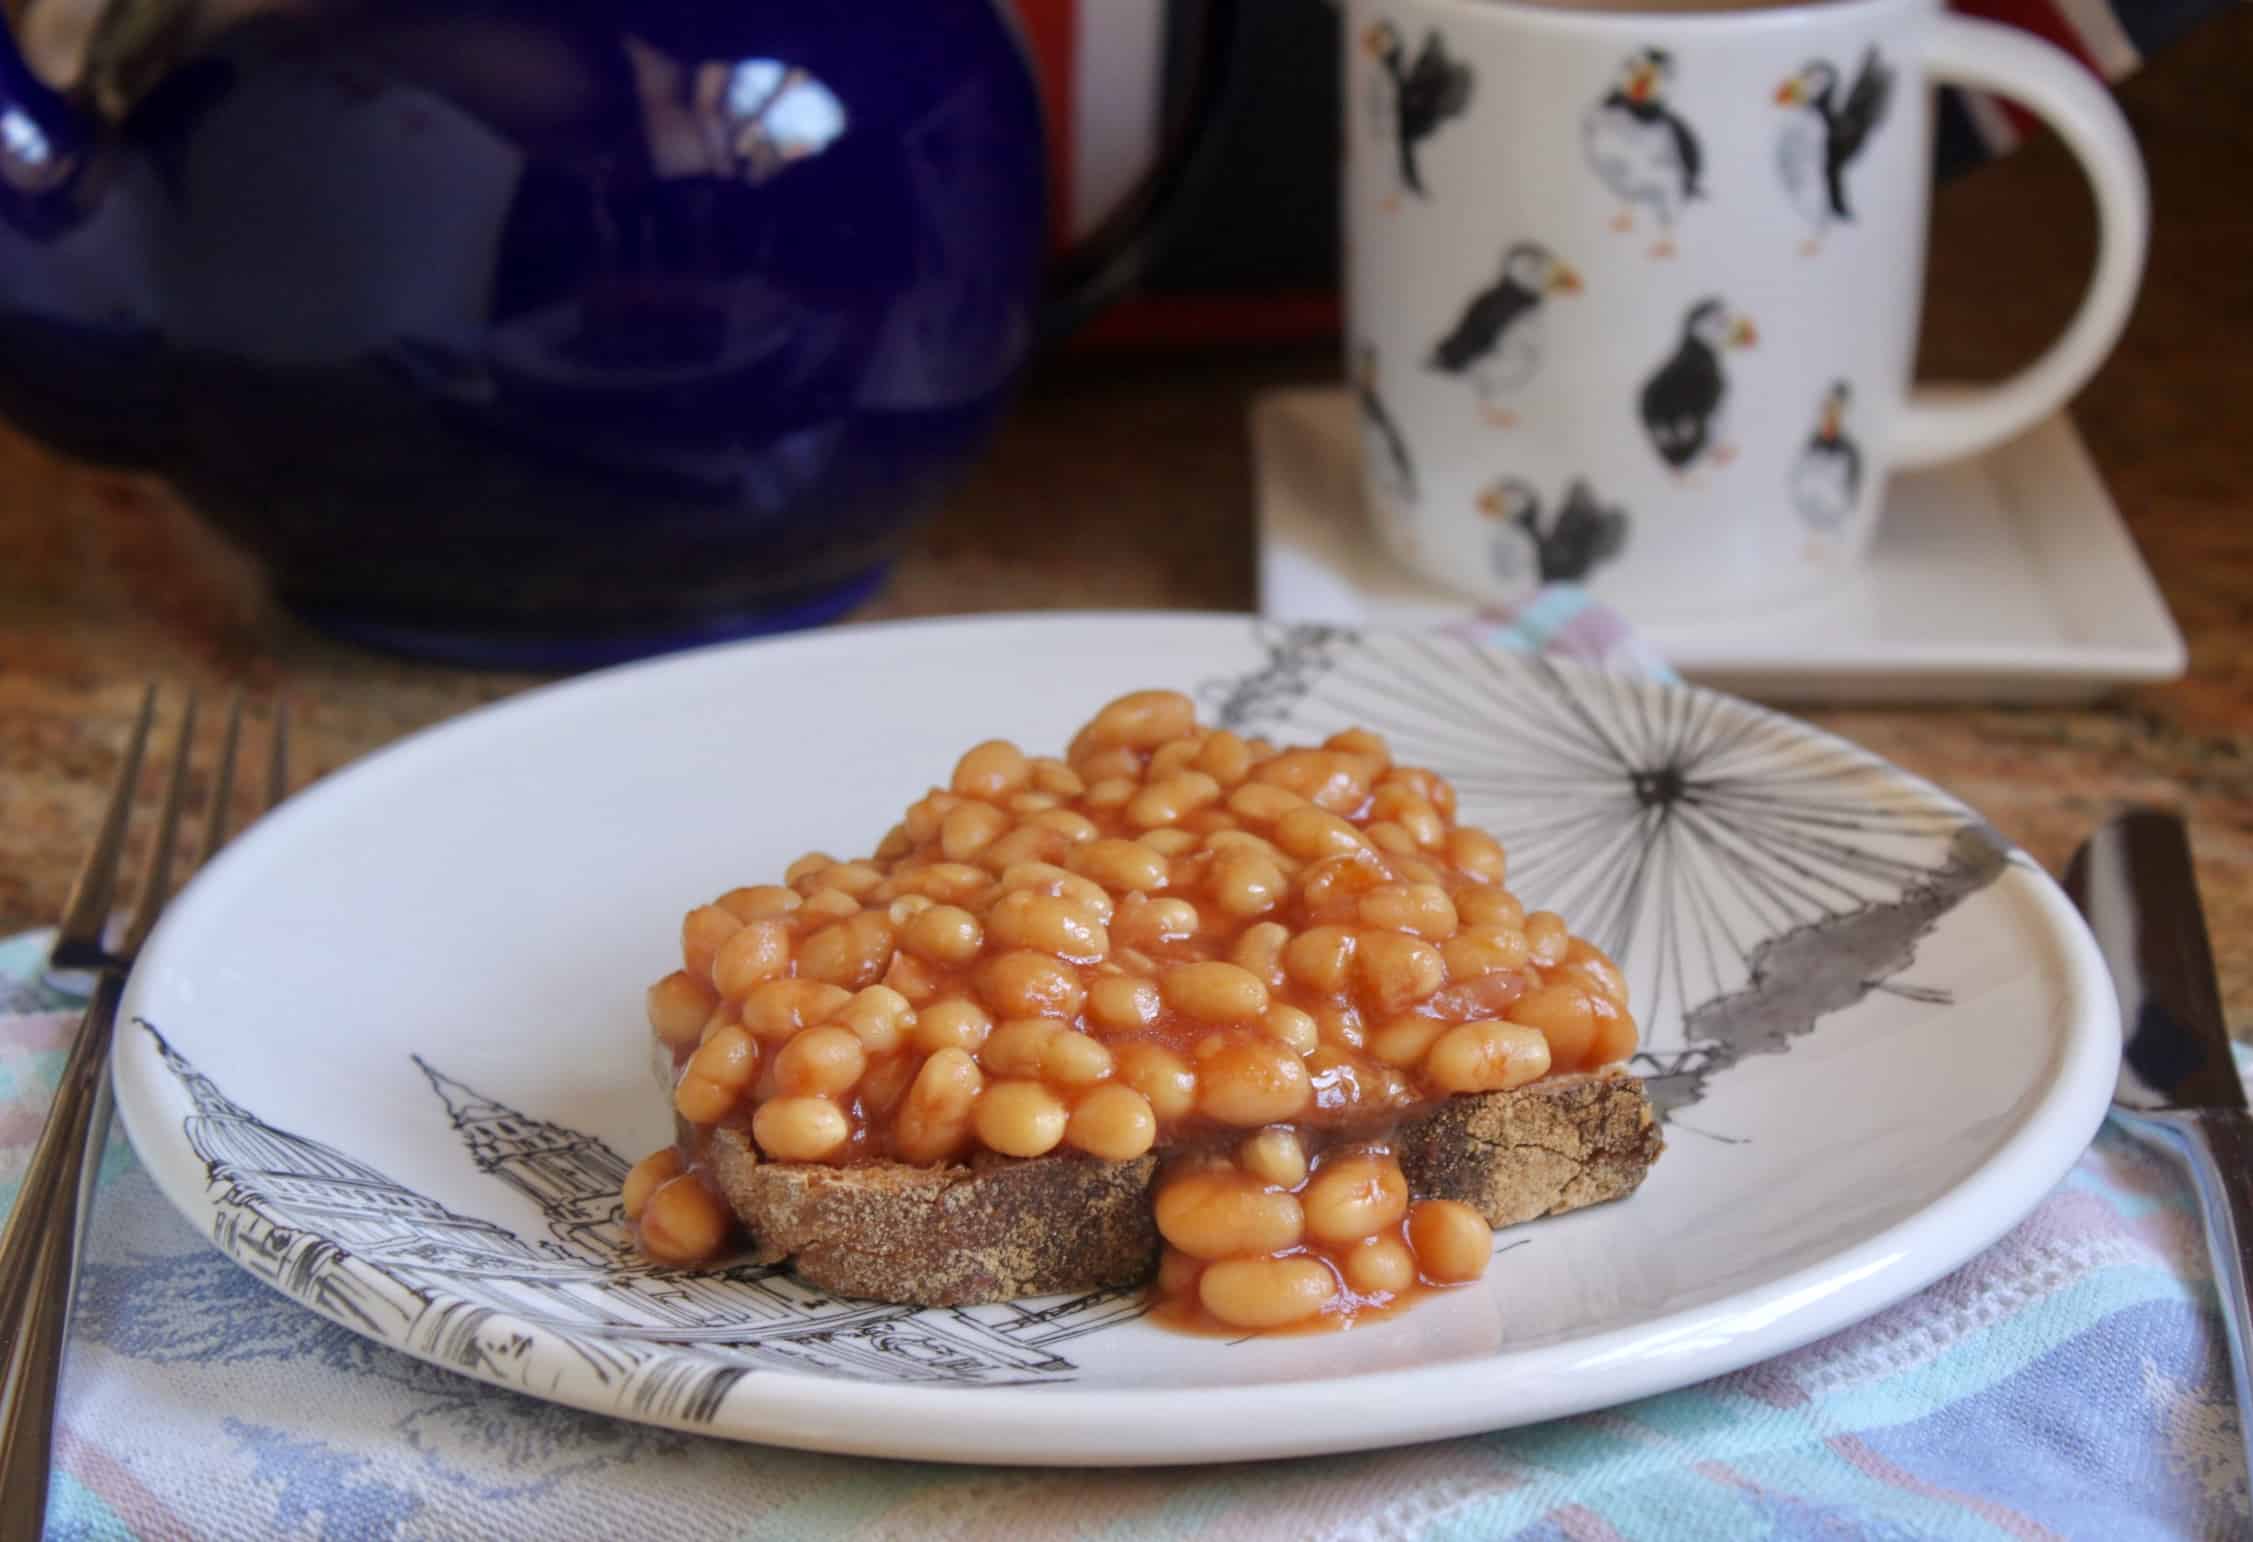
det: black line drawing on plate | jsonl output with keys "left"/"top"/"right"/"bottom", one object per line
{"left": 1774, "top": 47, "right": 1894, "bottom": 256}
{"left": 1207, "top": 625, "right": 2010, "bottom": 1114}
{"left": 146, "top": 1022, "right": 1146, "bottom": 1419}
{"left": 1583, "top": 48, "right": 1704, "bottom": 260}
{"left": 1361, "top": 21, "right": 1475, "bottom": 208}
{"left": 1791, "top": 379, "right": 1862, "bottom": 530}
{"left": 1428, "top": 242, "right": 1582, "bottom": 429}
{"left": 1478, "top": 476, "right": 1630, "bottom": 584}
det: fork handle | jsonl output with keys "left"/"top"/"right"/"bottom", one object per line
{"left": 0, "top": 972, "right": 122, "bottom": 1534}
{"left": 2116, "top": 1106, "right": 2253, "bottom": 1491}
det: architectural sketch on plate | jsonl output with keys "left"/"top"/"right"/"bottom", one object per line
{"left": 1205, "top": 625, "right": 2011, "bottom": 1112}
{"left": 145, "top": 1021, "right": 1149, "bottom": 1420}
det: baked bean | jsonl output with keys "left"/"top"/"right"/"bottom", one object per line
{"left": 1029, "top": 808, "right": 1100, "bottom": 844}
{"left": 952, "top": 739, "right": 1031, "bottom": 800}
{"left": 1383, "top": 766, "right": 1457, "bottom": 820}
{"left": 1163, "top": 961, "right": 1270, "bottom": 1024}
{"left": 913, "top": 997, "right": 993, "bottom": 1055}
{"left": 1408, "top": 1199, "right": 1493, "bottom": 1283}
{"left": 639, "top": 1174, "right": 729, "bottom": 1264}
{"left": 1198, "top": 1257, "right": 1338, "bottom": 1329}
{"left": 814, "top": 861, "right": 885, "bottom": 899}
{"left": 1231, "top": 921, "right": 1291, "bottom": 986}
{"left": 1315, "top": 1004, "right": 1367, "bottom": 1049}
{"left": 1115, "top": 1042, "right": 1198, "bottom": 1121}
{"left": 1342, "top": 1234, "right": 1417, "bottom": 1297}
{"left": 1283, "top": 926, "right": 1358, "bottom": 993}
{"left": 799, "top": 887, "right": 862, "bottom": 921}
{"left": 1274, "top": 805, "right": 1370, "bottom": 861}
{"left": 622, "top": 1147, "right": 683, "bottom": 1220}
{"left": 1156, "top": 1246, "right": 1203, "bottom": 1297}
{"left": 988, "top": 888, "right": 1108, "bottom": 960}
{"left": 1298, "top": 849, "right": 1391, "bottom": 918}
{"left": 1560, "top": 938, "right": 1630, "bottom": 1008}
{"left": 901, "top": 903, "right": 983, "bottom": 966}
{"left": 1065, "top": 1084, "right": 1157, "bottom": 1161}
{"left": 1456, "top": 888, "right": 1526, "bottom": 929}
{"left": 978, "top": 950, "right": 1086, "bottom": 1019}
{"left": 1370, "top": 786, "right": 1446, "bottom": 848}
{"left": 1442, "top": 828, "right": 1506, "bottom": 883}
{"left": 1424, "top": 1020, "right": 1551, "bottom": 1095}
{"left": 913, "top": 863, "right": 992, "bottom": 904}
{"left": 979, "top": 1019, "right": 1059, "bottom": 1077}
{"left": 859, "top": 1053, "right": 918, "bottom": 1118}
{"left": 1524, "top": 910, "right": 1570, "bottom": 966}
{"left": 1358, "top": 883, "right": 1460, "bottom": 941}
{"left": 680, "top": 904, "right": 743, "bottom": 983}
{"left": 686, "top": 1022, "right": 758, "bottom": 1090}
{"left": 1211, "top": 849, "right": 1287, "bottom": 918}
{"left": 1425, "top": 967, "right": 1533, "bottom": 1024}
{"left": 1115, "top": 895, "right": 1200, "bottom": 950}
{"left": 798, "top": 911, "right": 896, "bottom": 989}
{"left": 1507, "top": 981, "right": 1598, "bottom": 1068}
{"left": 741, "top": 979, "right": 853, "bottom": 1039}
{"left": 1084, "top": 776, "right": 1137, "bottom": 811}
{"left": 1010, "top": 793, "right": 1060, "bottom": 815}
{"left": 1227, "top": 783, "right": 1306, "bottom": 824}
{"left": 773, "top": 1025, "right": 869, "bottom": 1098}
{"left": 647, "top": 971, "right": 720, "bottom": 1049}
{"left": 974, "top": 1080, "right": 1069, "bottom": 1157}
{"left": 1148, "top": 737, "right": 1203, "bottom": 779}
{"left": 982, "top": 825, "right": 1068, "bottom": 872}
{"left": 1042, "top": 1029, "right": 1115, "bottom": 1086}
{"left": 1139, "top": 828, "right": 1198, "bottom": 857}
{"left": 1391, "top": 857, "right": 1444, "bottom": 887}
{"left": 1196, "top": 730, "right": 1254, "bottom": 786}
{"left": 1155, "top": 1168, "right": 1305, "bottom": 1259}
{"left": 1590, "top": 1003, "right": 1640, "bottom": 1067}
{"left": 1442, "top": 926, "right": 1531, "bottom": 980}
{"left": 1368, "top": 1016, "right": 1446, "bottom": 1068}
{"left": 1257, "top": 750, "right": 1363, "bottom": 812}
{"left": 1197, "top": 1039, "right": 1313, "bottom": 1125}
{"left": 1325, "top": 727, "right": 1390, "bottom": 764}
{"left": 783, "top": 851, "right": 836, "bottom": 885}
{"left": 754, "top": 1096, "right": 852, "bottom": 1162}
{"left": 939, "top": 801, "right": 1009, "bottom": 860}
{"left": 1127, "top": 772, "right": 1222, "bottom": 830}
{"left": 711, "top": 918, "right": 794, "bottom": 998}
{"left": 1237, "top": 1127, "right": 1308, "bottom": 1189}
{"left": 1302, "top": 1151, "right": 1409, "bottom": 1244}
{"left": 717, "top": 884, "right": 802, "bottom": 921}
{"left": 1356, "top": 931, "right": 1448, "bottom": 1013}
{"left": 882, "top": 951, "right": 940, "bottom": 1005}
{"left": 1262, "top": 1003, "right": 1319, "bottom": 1056}
{"left": 885, "top": 895, "right": 937, "bottom": 928}
{"left": 1030, "top": 758, "right": 1085, "bottom": 798}
{"left": 895, "top": 1048, "right": 984, "bottom": 1163}
{"left": 1072, "top": 837, "right": 1170, "bottom": 894}
{"left": 874, "top": 824, "right": 914, "bottom": 862}
{"left": 1364, "top": 821, "right": 1419, "bottom": 857}
{"left": 1087, "top": 975, "right": 1162, "bottom": 1032}
{"left": 1083, "top": 689, "right": 1197, "bottom": 750}
{"left": 1076, "top": 746, "right": 1144, "bottom": 783}
{"left": 672, "top": 1069, "right": 736, "bottom": 1124}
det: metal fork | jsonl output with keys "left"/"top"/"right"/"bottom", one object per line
{"left": 0, "top": 687, "right": 288, "bottom": 1535}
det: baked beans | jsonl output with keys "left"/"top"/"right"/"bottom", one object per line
{"left": 632, "top": 689, "right": 1635, "bottom": 1332}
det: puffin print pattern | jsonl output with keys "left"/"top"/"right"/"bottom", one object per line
{"left": 1640, "top": 297, "right": 1758, "bottom": 474}
{"left": 1775, "top": 49, "right": 1895, "bottom": 254}
{"left": 1582, "top": 49, "right": 1704, "bottom": 259}
{"left": 1362, "top": 21, "right": 1476, "bottom": 208}
{"left": 1354, "top": 342, "right": 1417, "bottom": 503}
{"left": 1790, "top": 380, "right": 1862, "bottom": 529}
{"left": 1479, "top": 477, "right": 1631, "bottom": 584}
{"left": 1426, "top": 241, "right": 1582, "bottom": 428}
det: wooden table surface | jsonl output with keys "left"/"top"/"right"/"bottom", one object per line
{"left": 4, "top": 12, "right": 2250, "bottom": 1027}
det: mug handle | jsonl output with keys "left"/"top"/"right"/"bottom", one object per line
{"left": 1892, "top": 16, "right": 2149, "bottom": 470}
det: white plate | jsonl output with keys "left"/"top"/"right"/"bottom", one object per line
{"left": 113, "top": 615, "right": 2118, "bottom": 1465}
{"left": 1256, "top": 387, "right": 2187, "bottom": 704}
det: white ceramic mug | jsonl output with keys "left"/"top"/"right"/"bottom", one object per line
{"left": 1344, "top": 0, "right": 2147, "bottom": 621}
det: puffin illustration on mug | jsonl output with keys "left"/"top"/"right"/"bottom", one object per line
{"left": 1790, "top": 380, "right": 1862, "bottom": 529}
{"left": 1478, "top": 478, "right": 1631, "bottom": 585}
{"left": 1582, "top": 48, "right": 1705, "bottom": 260}
{"left": 1427, "top": 241, "right": 1583, "bottom": 428}
{"left": 1775, "top": 48, "right": 1895, "bottom": 255}
{"left": 1640, "top": 297, "right": 1759, "bottom": 476}
{"left": 1362, "top": 21, "right": 1476, "bottom": 210}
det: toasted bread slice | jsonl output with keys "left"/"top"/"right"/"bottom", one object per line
{"left": 708, "top": 1068, "right": 1660, "bottom": 1306}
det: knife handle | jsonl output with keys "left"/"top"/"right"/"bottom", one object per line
{"left": 2117, "top": 1107, "right": 2253, "bottom": 1439}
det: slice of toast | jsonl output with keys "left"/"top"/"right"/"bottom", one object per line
{"left": 707, "top": 1068, "right": 1661, "bottom": 1307}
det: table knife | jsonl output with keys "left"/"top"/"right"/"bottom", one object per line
{"left": 2063, "top": 809, "right": 2253, "bottom": 1483}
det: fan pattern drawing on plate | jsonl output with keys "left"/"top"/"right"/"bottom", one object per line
{"left": 1205, "top": 625, "right": 2014, "bottom": 1114}
{"left": 141, "top": 1021, "right": 1147, "bottom": 1421}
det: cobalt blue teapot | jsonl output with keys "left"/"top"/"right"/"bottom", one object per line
{"left": 0, "top": 0, "right": 1228, "bottom": 663}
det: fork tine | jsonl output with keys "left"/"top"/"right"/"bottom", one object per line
{"left": 199, "top": 691, "right": 245, "bottom": 866}
{"left": 53, "top": 686, "right": 156, "bottom": 964}
{"left": 265, "top": 697, "right": 289, "bottom": 812}
{"left": 119, "top": 691, "right": 198, "bottom": 959}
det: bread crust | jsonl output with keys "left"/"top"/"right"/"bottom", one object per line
{"left": 708, "top": 1068, "right": 1661, "bottom": 1305}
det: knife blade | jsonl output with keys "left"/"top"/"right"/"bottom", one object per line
{"left": 2064, "top": 809, "right": 2253, "bottom": 1487}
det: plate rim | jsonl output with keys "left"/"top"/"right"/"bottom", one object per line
{"left": 112, "top": 612, "right": 2120, "bottom": 1465}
